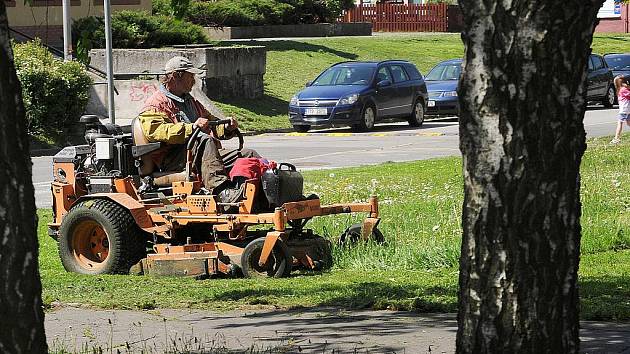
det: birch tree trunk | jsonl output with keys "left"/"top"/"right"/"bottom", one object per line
{"left": 456, "top": 1, "right": 603, "bottom": 353}
{"left": 0, "top": 2, "right": 48, "bottom": 352}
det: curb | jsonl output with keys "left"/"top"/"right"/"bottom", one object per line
{"left": 31, "top": 147, "right": 62, "bottom": 157}
{"left": 28, "top": 129, "right": 293, "bottom": 157}
{"left": 260, "top": 132, "right": 446, "bottom": 137}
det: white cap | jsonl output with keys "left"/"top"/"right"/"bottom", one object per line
{"left": 164, "top": 56, "right": 204, "bottom": 75}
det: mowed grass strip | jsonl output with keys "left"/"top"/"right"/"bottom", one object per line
{"left": 213, "top": 33, "right": 630, "bottom": 132}
{"left": 38, "top": 134, "right": 629, "bottom": 319}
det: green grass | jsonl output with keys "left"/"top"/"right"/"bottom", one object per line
{"left": 212, "top": 33, "right": 630, "bottom": 132}
{"left": 38, "top": 135, "right": 630, "bottom": 319}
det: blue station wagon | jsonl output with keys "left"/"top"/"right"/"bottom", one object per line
{"left": 288, "top": 60, "right": 428, "bottom": 132}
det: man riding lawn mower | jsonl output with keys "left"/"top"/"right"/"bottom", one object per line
{"left": 48, "top": 57, "right": 383, "bottom": 279}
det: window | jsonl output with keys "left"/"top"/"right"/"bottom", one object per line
{"left": 389, "top": 65, "right": 409, "bottom": 83}
{"left": 376, "top": 66, "right": 392, "bottom": 83}
{"left": 93, "top": 0, "right": 140, "bottom": 5}
{"left": 590, "top": 55, "right": 604, "bottom": 70}
{"left": 312, "top": 66, "right": 375, "bottom": 86}
{"left": 5, "top": 0, "right": 16, "bottom": 7}
{"left": 31, "top": 0, "right": 80, "bottom": 6}
{"left": 426, "top": 63, "right": 461, "bottom": 81}
{"left": 404, "top": 64, "right": 423, "bottom": 80}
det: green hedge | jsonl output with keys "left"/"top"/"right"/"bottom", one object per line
{"left": 153, "top": 0, "right": 355, "bottom": 27}
{"left": 12, "top": 40, "right": 92, "bottom": 136}
{"left": 72, "top": 11, "right": 209, "bottom": 50}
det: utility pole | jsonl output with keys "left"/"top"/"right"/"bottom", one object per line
{"left": 61, "top": 0, "right": 71, "bottom": 61}
{"left": 103, "top": 0, "right": 115, "bottom": 124}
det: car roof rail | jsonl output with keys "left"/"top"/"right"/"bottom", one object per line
{"left": 378, "top": 59, "right": 409, "bottom": 64}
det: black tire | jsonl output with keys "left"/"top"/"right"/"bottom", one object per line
{"left": 58, "top": 199, "right": 146, "bottom": 275}
{"left": 352, "top": 104, "right": 376, "bottom": 132}
{"left": 293, "top": 125, "right": 310, "bottom": 133}
{"left": 408, "top": 99, "right": 425, "bottom": 127}
{"left": 288, "top": 234, "right": 333, "bottom": 271}
{"left": 339, "top": 223, "right": 385, "bottom": 246}
{"left": 310, "top": 236, "right": 333, "bottom": 271}
{"left": 241, "top": 237, "right": 292, "bottom": 278}
{"left": 602, "top": 85, "right": 616, "bottom": 108}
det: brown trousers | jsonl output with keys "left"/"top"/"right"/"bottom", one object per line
{"left": 160, "top": 135, "right": 259, "bottom": 192}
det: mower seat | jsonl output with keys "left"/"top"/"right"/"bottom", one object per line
{"left": 131, "top": 117, "right": 188, "bottom": 186}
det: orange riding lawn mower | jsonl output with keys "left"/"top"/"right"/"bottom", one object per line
{"left": 48, "top": 115, "right": 384, "bottom": 278}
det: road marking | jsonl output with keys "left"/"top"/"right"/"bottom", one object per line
{"left": 282, "top": 132, "right": 445, "bottom": 137}
{"left": 326, "top": 133, "right": 353, "bottom": 137}
{"left": 33, "top": 181, "right": 53, "bottom": 186}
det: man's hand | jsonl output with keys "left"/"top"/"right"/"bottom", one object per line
{"left": 193, "top": 118, "right": 211, "bottom": 133}
{"left": 227, "top": 117, "right": 239, "bottom": 131}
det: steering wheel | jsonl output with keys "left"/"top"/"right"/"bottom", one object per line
{"left": 186, "top": 119, "right": 243, "bottom": 151}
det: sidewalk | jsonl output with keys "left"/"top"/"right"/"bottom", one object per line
{"left": 45, "top": 306, "right": 630, "bottom": 353}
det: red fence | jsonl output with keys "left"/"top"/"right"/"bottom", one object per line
{"left": 340, "top": 3, "right": 448, "bottom": 32}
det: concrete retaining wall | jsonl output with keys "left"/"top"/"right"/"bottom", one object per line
{"left": 86, "top": 77, "right": 226, "bottom": 126}
{"left": 89, "top": 46, "right": 266, "bottom": 99}
{"left": 204, "top": 22, "right": 372, "bottom": 40}
{"left": 86, "top": 46, "right": 266, "bottom": 121}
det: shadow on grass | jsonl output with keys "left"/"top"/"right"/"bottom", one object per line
{"left": 579, "top": 275, "right": 630, "bottom": 321}
{"left": 213, "top": 281, "right": 457, "bottom": 313}
{"left": 218, "top": 40, "right": 359, "bottom": 60}
{"left": 216, "top": 94, "right": 289, "bottom": 117}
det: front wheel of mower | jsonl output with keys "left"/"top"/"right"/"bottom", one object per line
{"left": 58, "top": 199, "right": 145, "bottom": 275}
{"left": 241, "top": 237, "right": 292, "bottom": 278}
{"left": 339, "top": 223, "right": 385, "bottom": 246}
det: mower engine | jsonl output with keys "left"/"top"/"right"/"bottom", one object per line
{"left": 52, "top": 115, "right": 137, "bottom": 194}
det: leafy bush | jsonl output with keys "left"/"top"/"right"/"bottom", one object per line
{"left": 12, "top": 40, "right": 92, "bottom": 135}
{"left": 72, "top": 11, "right": 209, "bottom": 49}
{"left": 184, "top": 0, "right": 355, "bottom": 27}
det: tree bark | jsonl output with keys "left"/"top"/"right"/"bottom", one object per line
{"left": 456, "top": 1, "right": 603, "bottom": 353}
{"left": 0, "top": 2, "right": 48, "bottom": 352}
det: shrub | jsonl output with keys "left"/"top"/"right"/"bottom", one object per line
{"left": 186, "top": 0, "right": 355, "bottom": 27}
{"left": 188, "top": 0, "right": 294, "bottom": 27}
{"left": 72, "top": 11, "right": 209, "bottom": 49}
{"left": 12, "top": 40, "right": 93, "bottom": 136}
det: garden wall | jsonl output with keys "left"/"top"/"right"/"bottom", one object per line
{"left": 204, "top": 22, "right": 372, "bottom": 40}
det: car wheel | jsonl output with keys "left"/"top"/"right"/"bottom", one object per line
{"left": 602, "top": 85, "right": 615, "bottom": 108}
{"left": 353, "top": 104, "right": 376, "bottom": 132}
{"left": 293, "top": 125, "right": 310, "bottom": 133}
{"left": 408, "top": 99, "right": 425, "bottom": 127}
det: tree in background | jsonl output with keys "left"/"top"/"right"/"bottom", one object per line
{"left": 455, "top": 0, "right": 605, "bottom": 352}
{"left": 0, "top": 1, "right": 47, "bottom": 352}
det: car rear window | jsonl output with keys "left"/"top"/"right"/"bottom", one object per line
{"left": 389, "top": 65, "right": 409, "bottom": 83}
{"left": 404, "top": 64, "right": 423, "bottom": 80}
{"left": 590, "top": 55, "right": 605, "bottom": 70}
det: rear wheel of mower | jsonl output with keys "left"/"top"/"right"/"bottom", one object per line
{"left": 58, "top": 199, "right": 145, "bottom": 275}
{"left": 339, "top": 223, "right": 385, "bottom": 246}
{"left": 241, "top": 237, "right": 292, "bottom": 278}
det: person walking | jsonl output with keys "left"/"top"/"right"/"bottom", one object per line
{"left": 611, "top": 75, "right": 630, "bottom": 144}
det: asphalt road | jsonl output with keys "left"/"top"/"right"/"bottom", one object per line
{"left": 45, "top": 306, "right": 630, "bottom": 353}
{"left": 32, "top": 107, "right": 620, "bottom": 208}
